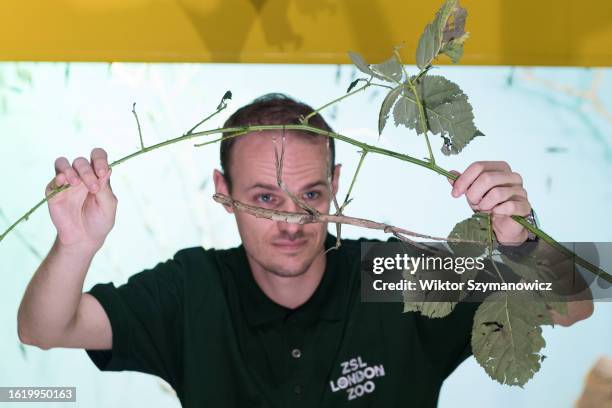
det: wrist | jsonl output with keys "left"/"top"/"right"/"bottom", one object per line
{"left": 53, "top": 235, "right": 102, "bottom": 258}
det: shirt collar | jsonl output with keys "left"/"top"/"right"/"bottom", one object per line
{"left": 215, "top": 232, "right": 351, "bottom": 328}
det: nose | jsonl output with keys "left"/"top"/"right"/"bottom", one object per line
{"left": 276, "top": 197, "right": 306, "bottom": 237}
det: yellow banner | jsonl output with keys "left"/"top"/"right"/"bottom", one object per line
{"left": 3, "top": 0, "right": 612, "bottom": 66}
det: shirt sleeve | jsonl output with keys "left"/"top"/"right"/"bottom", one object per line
{"left": 84, "top": 249, "right": 186, "bottom": 391}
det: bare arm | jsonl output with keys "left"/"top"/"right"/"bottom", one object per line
{"left": 17, "top": 148, "right": 117, "bottom": 350}
{"left": 17, "top": 237, "right": 112, "bottom": 349}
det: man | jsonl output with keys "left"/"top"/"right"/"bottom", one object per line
{"left": 17, "top": 93, "right": 592, "bottom": 407}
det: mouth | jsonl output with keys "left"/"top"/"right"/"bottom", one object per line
{"left": 272, "top": 240, "right": 306, "bottom": 251}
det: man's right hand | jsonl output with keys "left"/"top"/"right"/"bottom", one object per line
{"left": 46, "top": 147, "right": 117, "bottom": 251}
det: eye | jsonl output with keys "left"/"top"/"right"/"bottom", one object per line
{"left": 257, "top": 193, "right": 274, "bottom": 204}
{"left": 304, "top": 191, "right": 320, "bottom": 200}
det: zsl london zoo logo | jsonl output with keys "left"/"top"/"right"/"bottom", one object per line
{"left": 329, "top": 356, "right": 385, "bottom": 401}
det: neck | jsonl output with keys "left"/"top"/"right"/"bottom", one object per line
{"left": 248, "top": 249, "right": 327, "bottom": 309}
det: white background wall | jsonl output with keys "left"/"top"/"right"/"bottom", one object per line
{"left": 0, "top": 62, "right": 610, "bottom": 407}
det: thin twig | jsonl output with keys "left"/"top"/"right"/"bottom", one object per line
{"left": 132, "top": 102, "right": 145, "bottom": 150}
{"left": 301, "top": 80, "right": 372, "bottom": 124}
{"left": 185, "top": 108, "right": 225, "bottom": 136}
{"left": 0, "top": 207, "right": 42, "bottom": 260}
{"left": 341, "top": 149, "right": 368, "bottom": 212}
{"left": 185, "top": 91, "right": 233, "bottom": 135}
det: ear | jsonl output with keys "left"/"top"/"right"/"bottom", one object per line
{"left": 213, "top": 169, "right": 234, "bottom": 214}
{"left": 331, "top": 164, "right": 341, "bottom": 196}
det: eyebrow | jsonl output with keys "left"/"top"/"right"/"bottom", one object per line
{"left": 247, "top": 180, "right": 327, "bottom": 192}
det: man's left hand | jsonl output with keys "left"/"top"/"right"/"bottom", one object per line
{"left": 448, "top": 161, "right": 530, "bottom": 246}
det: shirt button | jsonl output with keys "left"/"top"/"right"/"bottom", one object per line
{"left": 291, "top": 348, "right": 302, "bottom": 359}
{"left": 293, "top": 385, "right": 302, "bottom": 395}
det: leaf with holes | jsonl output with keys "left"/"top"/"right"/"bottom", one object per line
{"left": 447, "top": 213, "right": 489, "bottom": 257}
{"left": 348, "top": 52, "right": 402, "bottom": 83}
{"left": 393, "top": 75, "right": 483, "bottom": 154}
{"left": 370, "top": 57, "right": 404, "bottom": 83}
{"left": 472, "top": 291, "right": 553, "bottom": 387}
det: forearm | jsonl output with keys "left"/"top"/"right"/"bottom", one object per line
{"left": 17, "top": 235, "right": 99, "bottom": 347}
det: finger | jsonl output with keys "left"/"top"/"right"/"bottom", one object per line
{"left": 491, "top": 199, "right": 532, "bottom": 217}
{"left": 55, "top": 157, "right": 80, "bottom": 186}
{"left": 54, "top": 172, "right": 68, "bottom": 187}
{"left": 447, "top": 170, "right": 461, "bottom": 186}
{"left": 98, "top": 167, "right": 113, "bottom": 191}
{"left": 477, "top": 186, "right": 528, "bottom": 212}
{"left": 451, "top": 161, "right": 512, "bottom": 197}
{"left": 72, "top": 157, "right": 99, "bottom": 193}
{"left": 464, "top": 171, "right": 523, "bottom": 205}
{"left": 90, "top": 148, "right": 109, "bottom": 178}
{"left": 93, "top": 168, "right": 117, "bottom": 209}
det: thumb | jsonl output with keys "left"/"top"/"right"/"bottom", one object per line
{"left": 447, "top": 170, "right": 461, "bottom": 186}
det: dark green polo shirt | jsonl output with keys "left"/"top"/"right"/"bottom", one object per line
{"left": 85, "top": 232, "right": 478, "bottom": 407}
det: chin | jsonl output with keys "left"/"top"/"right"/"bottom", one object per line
{"left": 266, "top": 255, "right": 311, "bottom": 278}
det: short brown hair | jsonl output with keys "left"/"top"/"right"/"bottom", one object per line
{"left": 220, "top": 93, "right": 335, "bottom": 193}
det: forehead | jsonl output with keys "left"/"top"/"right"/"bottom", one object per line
{"left": 229, "top": 130, "right": 329, "bottom": 190}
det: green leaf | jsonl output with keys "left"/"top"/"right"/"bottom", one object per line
{"left": 393, "top": 75, "right": 483, "bottom": 155}
{"left": 401, "top": 245, "right": 481, "bottom": 319}
{"left": 393, "top": 88, "right": 419, "bottom": 130}
{"left": 448, "top": 213, "right": 489, "bottom": 257}
{"left": 348, "top": 51, "right": 375, "bottom": 77}
{"left": 378, "top": 85, "right": 403, "bottom": 136}
{"left": 472, "top": 291, "right": 553, "bottom": 387}
{"left": 416, "top": 0, "right": 469, "bottom": 69}
{"left": 416, "top": 23, "right": 439, "bottom": 71}
{"left": 402, "top": 269, "right": 457, "bottom": 318}
{"left": 370, "top": 57, "right": 403, "bottom": 83}
{"left": 348, "top": 51, "right": 403, "bottom": 83}
{"left": 403, "top": 298, "right": 456, "bottom": 318}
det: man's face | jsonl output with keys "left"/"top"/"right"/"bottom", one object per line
{"left": 213, "top": 130, "right": 340, "bottom": 278}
